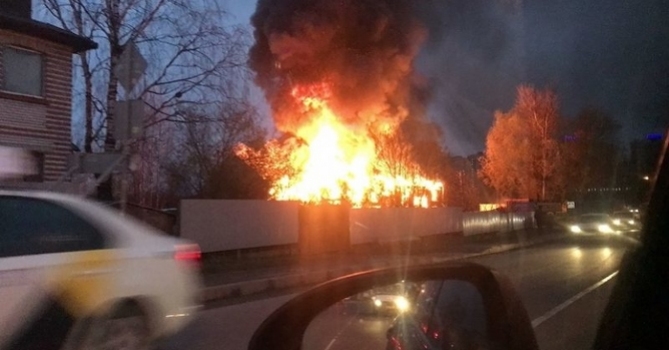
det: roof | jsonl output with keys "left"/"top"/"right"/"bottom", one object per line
{"left": 0, "top": 14, "right": 97, "bottom": 53}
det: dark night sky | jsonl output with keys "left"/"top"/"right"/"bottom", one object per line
{"left": 416, "top": 0, "right": 669, "bottom": 155}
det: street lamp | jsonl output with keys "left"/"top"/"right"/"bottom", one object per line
{"left": 643, "top": 175, "right": 650, "bottom": 181}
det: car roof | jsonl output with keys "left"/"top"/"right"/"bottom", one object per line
{"left": 0, "top": 190, "right": 184, "bottom": 253}
{"left": 0, "top": 190, "right": 122, "bottom": 219}
{"left": 0, "top": 189, "right": 84, "bottom": 202}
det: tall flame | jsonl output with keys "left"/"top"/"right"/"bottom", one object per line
{"left": 236, "top": 85, "right": 444, "bottom": 208}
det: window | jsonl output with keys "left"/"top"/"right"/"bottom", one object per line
{"left": 0, "top": 197, "right": 106, "bottom": 258}
{"left": 429, "top": 281, "right": 488, "bottom": 348}
{"left": 0, "top": 146, "right": 41, "bottom": 180}
{"left": 22, "top": 151, "right": 44, "bottom": 182}
{"left": 2, "top": 47, "right": 43, "bottom": 96}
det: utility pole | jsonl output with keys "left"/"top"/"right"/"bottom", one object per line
{"left": 118, "top": 52, "right": 132, "bottom": 214}
{"left": 114, "top": 41, "right": 147, "bottom": 214}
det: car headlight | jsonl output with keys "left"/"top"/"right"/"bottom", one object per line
{"left": 628, "top": 220, "right": 635, "bottom": 225}
{"left": 394, "top": 296, "right": 410, "bottom": 312}
{"left": 570, "top": 225, "right": 582, "bottom": 233}
{"left": 373, "top": 298, "right": 382, "bottom": 307}
{"left": 598, "top": 224, "right": 614, "bottom": 233}
{"left": 613, "top": 219, "right": 621, "bottom": 226}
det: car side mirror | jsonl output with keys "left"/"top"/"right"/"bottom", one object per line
{"left": 249, "top": 263, "right": 539, "bottom": 350}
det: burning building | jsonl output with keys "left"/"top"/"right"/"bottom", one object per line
{"left": 236, "top": 0, "right": 445, "bottom": 208}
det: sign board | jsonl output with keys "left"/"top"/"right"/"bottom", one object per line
{"left": 479, "top": 203, "right": 502, "bottom": 212}
{"left": 567, "top": 201, "right": 576, "bottom": 209}
{"left": 69, "top": 153, "right": 123, "bottom": 174}
{"left": 114, "top": 99, "right": 144, "bottom": 141}
{"left": 114, "top": 41, "right": 147, "bottom": 93}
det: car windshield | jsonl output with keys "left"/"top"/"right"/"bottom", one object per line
{"left": 358, "top": 283, "right": 412, "bottom": 298}
{"left": 614, "top": 212, "right": 634, "bottom": 219}
{"left": 0, "top": 0, "right": 667, "bottom": 350}
{"left": 374, "top": 283, "right": 409, "bottom": 295}
{"left": 580, "top": 215, "right": 610, "bottom": 223}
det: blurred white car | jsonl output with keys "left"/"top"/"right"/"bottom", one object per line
{"left": 0, "top": 191, "right": 202, "bottom": 350}
{"left": 569, "top": 213, "right": 617, "bottom": 235}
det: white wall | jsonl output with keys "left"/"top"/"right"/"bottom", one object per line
{"left": 349, "top": 207, "right": 463, "bottom": 244}
{"left": 180, "top": 200, "right": 534, "bottom": 252}
{"left": 180, "top": 200, "right": 299, "bottom": 252}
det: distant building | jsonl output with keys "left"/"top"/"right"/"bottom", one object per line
{"left": 0, "top": 0, "right": 96, "bottom": 189}
{"left": 630, "top": 134, "right": 664, "bottom": 179}
{"left": 625, "top": 134, "right": 665, "bottom": 205}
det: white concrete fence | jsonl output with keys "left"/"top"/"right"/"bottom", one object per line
{"left": 180, "top": 200, "right": 534, "bottom": 253}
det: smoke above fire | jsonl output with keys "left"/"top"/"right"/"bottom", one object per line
{"left": 249, "top": 0, "right": 426, "bottom": 133}
{"left": 238, "top": 0, "right": 445, "bottom": 207}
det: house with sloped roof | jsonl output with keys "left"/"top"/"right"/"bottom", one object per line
{"left": 0, "top": 0, "right": 96, "bottom": 189}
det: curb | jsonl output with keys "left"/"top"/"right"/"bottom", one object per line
{"left": 201, "top": 234, "right": 563, "bottom": 303}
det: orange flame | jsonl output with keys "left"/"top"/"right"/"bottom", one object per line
{"left": 236, "top": 85, "right": 444, "bottom": 208}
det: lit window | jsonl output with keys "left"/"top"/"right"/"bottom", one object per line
{"left": 2, "top": 47, "right": 43, "bottom": 96}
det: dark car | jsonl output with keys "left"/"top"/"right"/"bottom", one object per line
{"left": 386, "top": 280, "right": 489, "bottom": 350}
{"left": 611, "top": 211, "right": 641, "bottom": 235}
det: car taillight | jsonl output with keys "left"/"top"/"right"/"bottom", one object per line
{"left": 174, "top": 244, "right": 201, "bottom": 265}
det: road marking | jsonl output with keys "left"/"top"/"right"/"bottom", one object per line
{"left": 531, "top": 271, "right": 618, "bottom": 328}
{"left": 323, "top": 310, "right": 358, "bottom": 350}
{"left": 324, "top": 338, "right": 337, "bottom": 350}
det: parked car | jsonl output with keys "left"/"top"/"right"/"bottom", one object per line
{"left": 0, "top": 191, "right": 202, "bottom": 350}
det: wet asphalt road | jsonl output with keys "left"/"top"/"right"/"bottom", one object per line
{"left": 163, "top": 235, "right": 632, "bottom": 350}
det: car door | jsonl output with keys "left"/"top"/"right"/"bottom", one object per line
{"left": 427, "top": 280, "right": 488, "bottom": 350}
{"left": 0, "top": 196, "right": 107, "bottom": 350}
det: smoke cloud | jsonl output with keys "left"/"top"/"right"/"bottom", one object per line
{"left": 414, "top": 0, "right": 668, "bottom": 154}
{"left": 413, "top": 0, "right": 524, "bottom": 156}
{"left": 249, "top": 0, "right": 428, "bottom": 134}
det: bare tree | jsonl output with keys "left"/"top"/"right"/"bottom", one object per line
{"left": 161, "top": 103, "right": 267, "bottom": 199}
{"left": 40, "top": 0, "right": 250, "bottom": 152}
{"left": 126, "top": 92, "right": 174, "bottom": 207}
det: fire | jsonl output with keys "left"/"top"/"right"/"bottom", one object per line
{"left": 236, "top": 85, "right": 444, "bottom": 208}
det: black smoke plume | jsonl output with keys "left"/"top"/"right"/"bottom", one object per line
{"left": 249, "top": 0, "right": 427, "bottom": 134}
